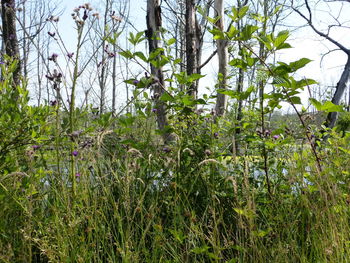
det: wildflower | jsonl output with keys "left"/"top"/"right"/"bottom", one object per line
{"left": 45, "top": 74, "right": 54, "bottom": 81}
{"left": 151, "top": 108, "right": 157, "bottom": 113}
{"left": 264, "top": 129, "right": 271, "bottom": 137}
{"left": 32, "top": 145, "right": 40, "bottom": 150}
{"left": 75, "top": 173, "right": 81, "bottom": 177}
{"left": 82, "top": 10, "right": 88, "bottom": 21}
{"left": 92, "top": 13, "right": 100, "bottom": 19}
{"left": 214, "top": 132, "right": 219, "bottom": 139}
{"left": 50, "top": 100, "right": 57, "bottom": 106}
{"left": 273, "top": 135, "right": 280, "bottom": 140}
{"left": 107, "top": 52, "right": 115, "bottom": 58}
{"left": 48, "top": 53, "right": 58, "bottom": 63}
{"left": 72, "top": 150, "right": 79, "bottom": 157}
{"left": 67, "top": 52, "right": 74, "bottom": 59}
{"left": 133, "top": 79, "right": 139, "bottom": 85}
{"left": 163, "top": 146, "right": 171, "bottom": 153}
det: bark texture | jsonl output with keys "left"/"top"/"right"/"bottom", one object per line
{"left": 1, "top": 0, "right": 21, "bottom": 86}
{"left": 185, "top": 0, "right": 199, "bottom": 98}
{"left": 214, "top": 0, "right": 228, "bottom": 116}
{"left": 146, "top": 0, "right": 172, "bottom": 143}
{"left": 326, "top": 56, "right": 350, "bottom": 128}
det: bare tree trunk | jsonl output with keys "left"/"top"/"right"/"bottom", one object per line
{"left": 98, "top": 0, "right": 110, "bottom": 115}
{"left": 214, "top": 0, "right": 228, "bottom": 116}
{"left": 146, "top": 0, "right": 172, "bottom": 143}
{"left": 185, "top": 0, "right": 198, "bottom": 98}
{"left": 326, "top": 56, "right": 350, "bottom": 128}
{"left": 1, "top": 0, "right": 21, "bottom": 86}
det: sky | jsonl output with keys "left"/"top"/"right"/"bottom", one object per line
{"left": 53, "top": 0, "right": 350, "bottom": 112}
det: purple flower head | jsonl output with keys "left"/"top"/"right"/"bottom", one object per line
{"left": 162, "top": 146, "right": 171, "bottom": 153}
{"left": 82, "top": 10, "right": 88, "bottom": 21}
{"left": 67, "top": 52, "right": 74, "bottom": 59}
{"left": 0, "top": 60, "right": 4, "bottom": 65}
{"left": 72, "top": 150, "right": 79, "bottom": 157}
{"left": 151, "top": 108, "right": 157, "bottom": 113}
{"left": 50, "top": 100, "right": 57, "bottom": 106}
{"left": 108, "top": 52, "right": 116, "bottom": 58}
{"left": 32, "top": 145, "right": 41, "bottom": 150}
{"left": 48, "top": 53, "right": 58, "bottom": 62}
{"left": 273, "top": 135, "right": 280, "bottom": 140}
{"left": 214, "top": 132, "right": 219, "bottom": 139}
{"left": 75, "top": 173, "right": 81, "bottom": 177}
{"left": 133, "top": 79, "right": 140, "bottom": 85}
{"left": 264, "top": 129, "right": 271, "bottom": 137}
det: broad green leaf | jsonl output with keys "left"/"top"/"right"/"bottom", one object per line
{"left": 226, "top": 25, "right": 239, "bottom": 39}
{"left": 240, "top": 25, "right": 259, "bottom": 41}
{"left": 238, "top": 6, "right": 249, "bottom": 18}
{"left": 289, "top": 96, "right": 301, "bottom": 105}
{"left": 188, "top": 73, "right": 205, "bottom": 82}
{"left": 320, "top": 101, "right": 344, "bottom": 112}
{"left": 119, "top": 50, "right": 133, "bottom": 59}
{"left": 274, "top": 30, "right": 289, "bottom": 49}
{"left": 134, "top": 51, "right": 147, "bottom": 62}
{"left": 167, "top": 38, "right": 176, "bottom": 46}
{"left": 289, "top": 58, "right": 312, "bottom": 72}
{"left": 160, "top": 92, "right": 174, "bottom": 102}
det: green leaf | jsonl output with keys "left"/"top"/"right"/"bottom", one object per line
{"left": 320, "top": 101, "right": 344, "bottom": 112}
{"left": 240, "top": 25, "right": 259, "bottom": 41}
{"left": 167, "top": 38, "right": 176, "bottom": 46}
{"left": 134, "top": 51, "right": 148, "bottom": 62}
{"left": 238, "top": 6, "right": 249, "bottom": 18}
{"left": 188, "top": 73, "right": 205, "bottom": 82}
{"left": 191, "top": 245, "right": 209, "bottom": 254}
{"left": 309, "top": 99, "right": 344, "bottom": 112}
{"left": 289, "top": 96, "right": 302, "bottom": 105}
{"left": 275, "top": 42, "right": 292, "bottom": 50}
{"left": 295, "top": 78, "right": 318, "bottom": 88}
{"left": 226, "top": 25, "right": 238, "bottom": 39}
{"left": 289, "top": 58, "right": 312, "bottom": 72}
{"left": 274, "top": 30, "right": 289, "bottom": 49}
{"left": 160, "top": 92, "right": 174, "bottom": 102}
{"left": 119, "top": 50, "right": 134, "bottom": 59}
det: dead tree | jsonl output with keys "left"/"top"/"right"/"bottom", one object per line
{"left": 293, "top": 0, "right": 350, "bottom": 128}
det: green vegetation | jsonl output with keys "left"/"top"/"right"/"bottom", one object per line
{"left": 1, "top": 3, "right": 350, "bottom": 263}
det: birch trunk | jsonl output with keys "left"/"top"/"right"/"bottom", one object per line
{"left": 214, "top": 0, "right": 228, "bottom": 116}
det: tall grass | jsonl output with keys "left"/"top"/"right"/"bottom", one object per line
{"left": 1, "top": 107, "right": 350, "bottom": 262}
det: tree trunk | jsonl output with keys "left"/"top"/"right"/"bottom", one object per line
{"left": 214, "top": 0, "right": 228, "bottom": 116}
{"left": 326, "top": 56, "right": 350, "bottom": 128}
{"left": 146, "top": 0, "right": 172, "bottom": 143}
{"left": 185, "top": 0, "right": 198, "bottom": 98}
{"left": 1, "top": 0, "right": 21, "bottom": 86}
